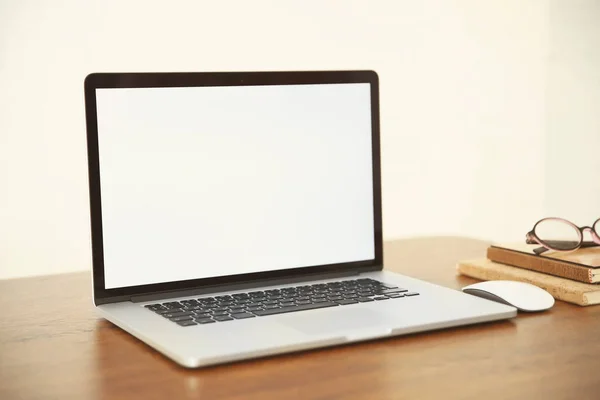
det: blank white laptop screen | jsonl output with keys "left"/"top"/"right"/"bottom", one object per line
{"left": 95, "top": 83, "right": 375, "bottom": 289}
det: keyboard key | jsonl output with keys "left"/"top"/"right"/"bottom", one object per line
{"left": 264, "top": 305, "right": 280, "bottom": 309}
{"left": 183, "top": 305, "right": 203, "bottom": 311}
{"left": 253, "top": 302, "right": 338, "bottom": 316}
{"left": 357, "top": 297, "right": 374, "bottom": 302}
{"left": 231, "top": 312, "right": 256, "bottom": 319}
{"left": 194, "top": 313, "right": 211, "bottom": 319}
{"left": 295, "top": 300, "right": 311, "bottom": 305}
{"left": 145, "top": 304, "right": 163, "bottom": 310}
{"left": 154, "top": 308, "right": 174, "bottom": 315}
{"left": 163, "top": 302, "right": 183, "bottom": 309}
{"left": 163, "top": 311, "right": 194, "bottom": 318}
{"left": 377, "top": 289, "right": 408, "bottom": 295}
{"left": 170, "top": 315, "right": 194, "bottom": 322}
{"left": 374, "top": 296, "right": 389, "bottom": 301}
{"left": 212, "top": 311, "right": 229, "bottom": 316}
{"left": 337, "top": 299, "right": 358, "bottom": 305}
{"left": 195, "top": 318, "right": 216, "bottom": 324}
{"left": 387, "top": 294, "right": 404, "bottom": 298}
{"left": 359, "top": 287, "right": 375, "bottom": 291}
{"left": 177, "top": 320, "right": 197, "bottom": 327}
{"left": 404, "top": 292, "right": 419, "bottom": 296}
{"left": 213, "top": 316, "right": 234, "bottom": 322}
{"left": 230, "top": 308, "right": 246, "bottom": 314}
{"left": 246, "top": 306, "right": 263, "bottom": 311}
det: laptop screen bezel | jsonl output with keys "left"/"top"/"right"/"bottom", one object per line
{"left": 84, "top": 70, "right": 383, "bottom": 304}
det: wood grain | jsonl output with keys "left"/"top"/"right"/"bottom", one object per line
{"left": 2, "top": 237, "right": 600, "bottom": 400}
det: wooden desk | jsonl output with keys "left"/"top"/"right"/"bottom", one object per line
{"left": 2, "top": 237, "right": 600, "bottom": 400}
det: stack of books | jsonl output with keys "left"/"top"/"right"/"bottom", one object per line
{"left": 457, "top": 243, "right": 600, "bottom": 306}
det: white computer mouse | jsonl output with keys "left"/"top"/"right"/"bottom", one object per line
{"left": 462, "top": 280, "right": 555, "bottom": 312}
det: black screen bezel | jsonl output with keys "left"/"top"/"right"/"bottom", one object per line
{"left": 84, "top": 70, "right": 383, "bottom": 304}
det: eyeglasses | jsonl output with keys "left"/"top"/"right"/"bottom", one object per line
{"left": 526, "top": 217, "right": 600, "bottom": 255}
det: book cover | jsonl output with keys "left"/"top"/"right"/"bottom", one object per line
{"left": 457, "top": 258, "right": 600, "bottom": 306}
{"left": 487, "top": 243, "right": 600, "bottom": 284}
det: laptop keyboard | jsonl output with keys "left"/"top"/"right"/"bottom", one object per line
{"left": 144, "top": 278, "right": 419, "bottom": 327}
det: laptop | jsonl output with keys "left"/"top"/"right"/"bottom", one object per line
{"left": 83, "top": 70, "right": 516, "bottom": 368}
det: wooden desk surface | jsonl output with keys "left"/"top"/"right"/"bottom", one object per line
{"left": 2, "top": 237, "right": 600, "bottom": 400}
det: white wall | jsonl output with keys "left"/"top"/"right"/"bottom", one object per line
{"left": 0, "top": 0, "right": 598, "bottom": 279}
{"left": 545, "top": 0, "right": 600, "bottom": 222}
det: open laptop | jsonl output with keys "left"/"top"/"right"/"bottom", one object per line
{"left": 84, "top": 70, "right": 516, "bottom": 368}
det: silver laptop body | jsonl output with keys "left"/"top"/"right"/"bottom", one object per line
{"left": 84, "top": 70, "right": 516, "bottom": 368}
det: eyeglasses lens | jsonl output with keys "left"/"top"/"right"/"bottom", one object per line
{"left": 534, "top": 219, "right": 581, "bottom": 250}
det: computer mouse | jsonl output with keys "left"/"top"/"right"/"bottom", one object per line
{"left": 462, "top": 280, "right": 554, "bottom": 312}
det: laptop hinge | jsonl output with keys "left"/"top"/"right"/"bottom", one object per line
{"left": 129, "top": 269, "right": 365, "bottom": 303}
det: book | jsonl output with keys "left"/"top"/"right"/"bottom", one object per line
{"left": 457, "top": 258, "right": 600, "bottom": 306}
{"left": 486, "top": 243, "right": 600, "bottom": 284}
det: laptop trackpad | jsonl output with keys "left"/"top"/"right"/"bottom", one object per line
{"left": 278, "top": 308, "right": 391, "bottom": 336}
